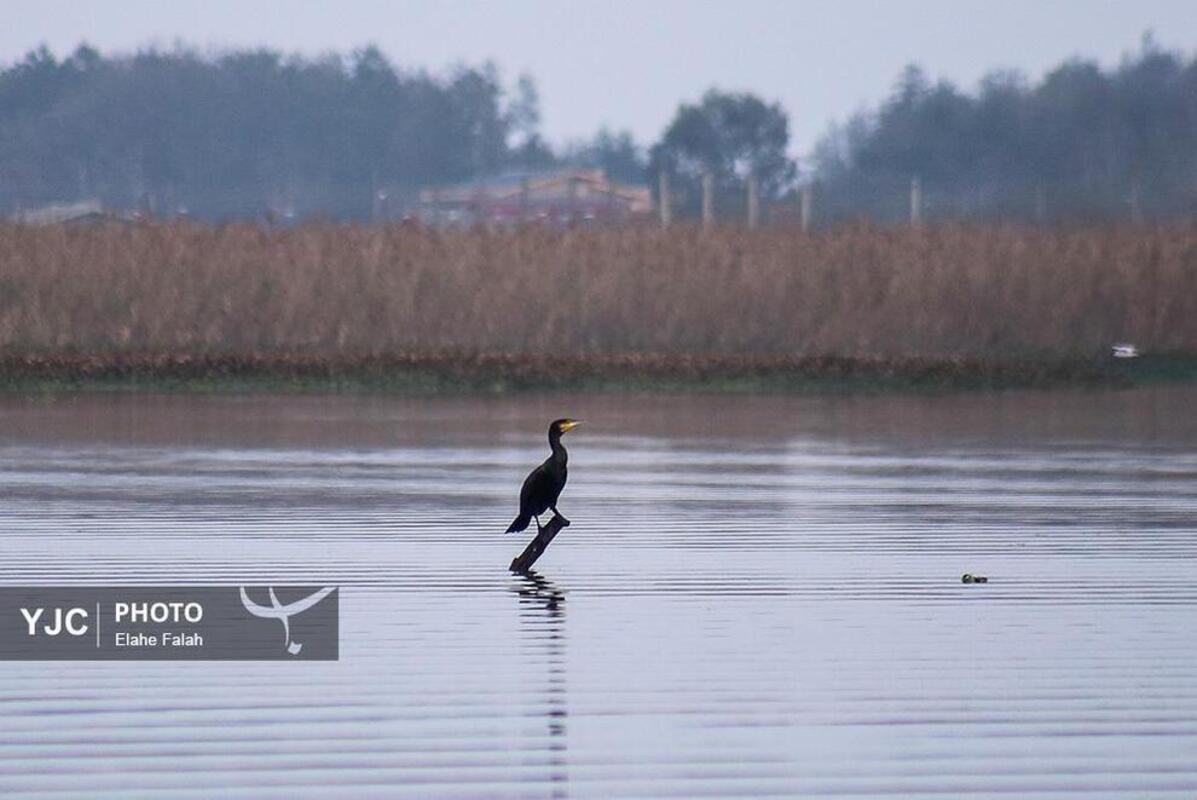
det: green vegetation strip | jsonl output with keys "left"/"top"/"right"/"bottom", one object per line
{"left": 1, "top": 352, "right": 1192, "bottom": 395}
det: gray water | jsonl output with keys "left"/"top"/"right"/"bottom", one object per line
{"left": 1, "top": 389, "right": 1196, "bottom": 798}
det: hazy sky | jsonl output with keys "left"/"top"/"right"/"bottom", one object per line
{"left": 6, "top": 0, "right": 1197, "bottom": 158}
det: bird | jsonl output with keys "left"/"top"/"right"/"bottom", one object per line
{"left": 506, "top": 418, "right": 581, "bottom": 534}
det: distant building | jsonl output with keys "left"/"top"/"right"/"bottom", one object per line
{"left": 11, "top": 199, "right": 127, "bottom": 226}
{"left": 416, "top": 169, "right": 652, "bottom": 226}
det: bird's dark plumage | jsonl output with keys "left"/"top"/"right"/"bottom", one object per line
{"left": 506, "top": 418, "right": 580, "bottom": 533}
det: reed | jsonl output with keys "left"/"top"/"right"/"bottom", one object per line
{"left": 1, "top": 221, "right": 1194, "bottom": 361}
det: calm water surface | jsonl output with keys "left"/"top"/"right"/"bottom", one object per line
{"left": 0, "top": 389, "right": 1196, "bottom": 798}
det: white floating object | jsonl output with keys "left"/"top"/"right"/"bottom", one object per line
{"left": 1111, "top": 343, "right": 1140, "bottom": 359}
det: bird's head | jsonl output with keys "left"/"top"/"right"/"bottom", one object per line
{"left": 550, "top": 418, "right": 582, "bottom": 436}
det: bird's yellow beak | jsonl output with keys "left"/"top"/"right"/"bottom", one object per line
{"left": 561, "top": 420, "right": 582, "bottom": 433}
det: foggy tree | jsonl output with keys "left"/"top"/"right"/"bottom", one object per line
{"left": 561, "top": 129, "right": 647, "bottom": 184}
{"left": 505, "top": 75, "right": 558, "bottom": 170}
{"left": 812, "top": 37, "right": 1197, "bottom": 222}
{"left": 0, "top": 44, "right": 548, "bottom": 219}
{"left": 650, "top": 89, "right": 795, "bottom": 216}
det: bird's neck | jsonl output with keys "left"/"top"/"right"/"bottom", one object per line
{"left": 548, "top": 432, "right": 568, "bottom": 463}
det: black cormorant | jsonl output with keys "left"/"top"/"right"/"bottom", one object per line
{"left": 506, "top": 418, "right": 581, "bottom": 534}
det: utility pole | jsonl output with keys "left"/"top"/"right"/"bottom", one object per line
{"left": 910, "top": 176, "right": 922, "bottom": 225}
{"left": 747, "top": 175, "right": 759, "bottom": 229}
{"left": 567, "top": 175, "right": 579, "bottom": 223}
{"left": 658, "top": 172, "right": 671, "bottom": 228}
{"left": 1129, "top": 179, "right": 1143, "bottom": 224}
{"left": 702, "top": 172, "right": 714, "bottom": 228}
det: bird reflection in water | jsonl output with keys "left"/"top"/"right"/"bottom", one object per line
{"left": 512, "top": 569, "right": 568, "bottom": 798}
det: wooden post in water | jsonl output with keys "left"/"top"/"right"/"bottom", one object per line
{"left": 510, "top": 515, "right": 571, "bottom": 573}
{"left": 800, "top": 184, "right": 813, "bottom": 232}
{"left": 909, "top": 176, "right": 922, "bottom": 225}
{"left": 701, "top": 172, "right": 714, "bottom": 228}
{"left": 658, "top": 172, "right": 671, "bottom": 228}
{"left": 747, "top": 175, "right": 759, "bottom": 229}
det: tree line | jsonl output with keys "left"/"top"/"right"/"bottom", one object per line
{"left": 0, "top": 44, "right": 648, "bottom": 219}
{"left": 814, "top": 36, "right": 1197, "bottom": 223}
{"left": 1, "top": 38, "right": 1195, "bottom": 222}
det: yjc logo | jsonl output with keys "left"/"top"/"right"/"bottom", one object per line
{"left": 0, "top": 587, "right": 338, "bottom": 660}
{"left": 21, "top": 607, "right": 88, "bottom": 636}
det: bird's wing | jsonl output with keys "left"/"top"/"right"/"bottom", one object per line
{"left": 519, "top": 462, "right": 551, "bottom": 511}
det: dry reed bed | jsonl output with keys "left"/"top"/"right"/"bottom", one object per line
{"left": 1, "top": 221, "right": 1195, "bottom": 360}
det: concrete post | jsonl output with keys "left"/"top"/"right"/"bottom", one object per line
{"left": 747, "top": 175, "right": 759, "bottom": 229}
{"left": 702, "top": 172, "right": 714, "bottom": 227}
{"left": 658, "top": 172, "right": 671, "bottom": 228}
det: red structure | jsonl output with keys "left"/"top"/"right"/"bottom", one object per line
{"left": 417, "top": 169, "right": 652, "bottom": 226}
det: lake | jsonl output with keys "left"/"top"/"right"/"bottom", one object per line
{"left": 0, "top": 389, "right": 1195, "bottom": 798}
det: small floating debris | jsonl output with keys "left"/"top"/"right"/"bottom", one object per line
{"left": 1111, "top": 343, "right": 1140, "bottom": 359}
{"left": 961, "top": 573, "right": 988, "bottom": 584}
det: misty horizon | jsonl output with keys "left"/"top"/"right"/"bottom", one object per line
{"left": 1, "top": 32, "right": 1188, "bottom": 162}
{"left": 5, "top": 0, "right": 1197, "bottom": 156}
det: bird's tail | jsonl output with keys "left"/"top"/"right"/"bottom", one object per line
{"left": 505, "top": 513, "right": 531, "bottom": 534}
